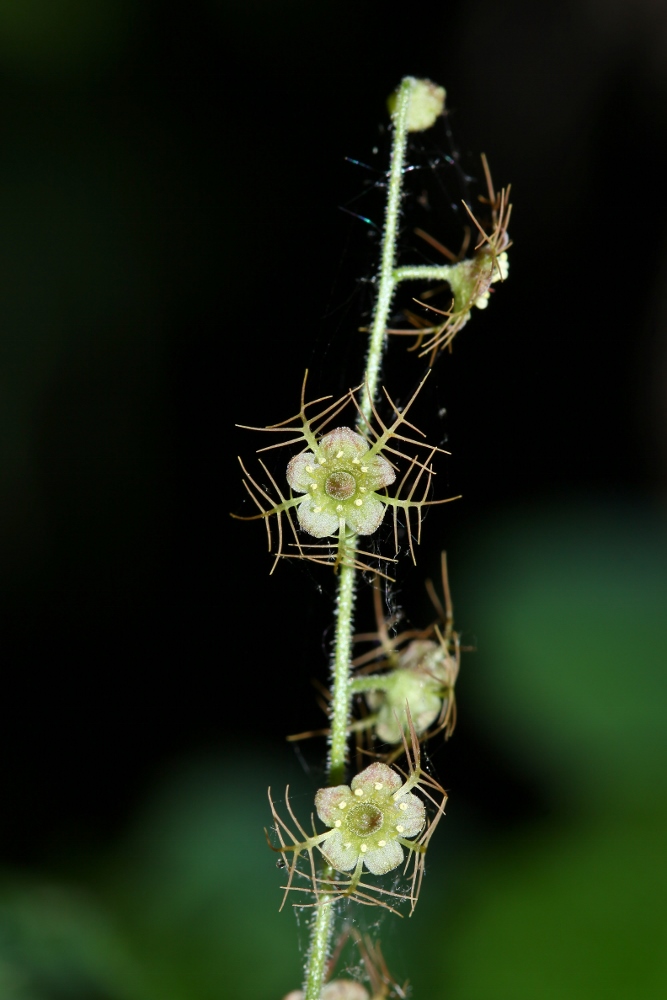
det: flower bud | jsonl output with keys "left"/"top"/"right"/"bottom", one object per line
{"left": 388, "top": 78, "right": 446, "bottom": 132}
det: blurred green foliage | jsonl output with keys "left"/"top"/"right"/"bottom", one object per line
{"left": 461, "top": 504, "right": 667, "bottom": 807}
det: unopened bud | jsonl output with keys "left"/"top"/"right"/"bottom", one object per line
{"left": 388, "top": 77, "right": 446, "bottom": 132}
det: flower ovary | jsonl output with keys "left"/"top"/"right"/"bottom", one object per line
{"left": 347, "top": 802, "right": 384, "bottom": 837}
{"left": 325, "top": 470, "right": 357, "bottom": 500}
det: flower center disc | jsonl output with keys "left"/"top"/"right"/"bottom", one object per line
{"left": 347, "top": 803, "right": 383, "bottom": 836}
{"left": 324, "top": 471, "right": 356, "bottom": 500}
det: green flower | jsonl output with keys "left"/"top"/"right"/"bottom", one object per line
{"left": 268, "top": 733, "right": 446, "bottom": 912}
{"left": 234, "top": 376, "right": 456, "bottom": 573}
{"left": 286, "top": 427, "right": 395, "bottom": 538}
{"left": 366, "top": 639, "right": 457, "bottom": 744}
{"left": 314, "top": 762, "right": 425, "bottom": 876}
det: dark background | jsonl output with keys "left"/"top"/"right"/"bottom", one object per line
{"left": 0, "top": 2, "right": 666, "bottom": 998}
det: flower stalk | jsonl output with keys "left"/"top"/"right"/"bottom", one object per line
{"left": 307, "top": 75, "right": 430, "bottom": 1000}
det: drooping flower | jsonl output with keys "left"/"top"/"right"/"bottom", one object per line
{"left": 365, "top": 638, "right": 458, "bottom": 744}
{"left": 350, "top": 551, "right": 460, "bottom": 750}
{"left": 388, "top": 154, "right": 511, "bottom": 363}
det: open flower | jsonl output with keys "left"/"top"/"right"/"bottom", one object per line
{"left": 267, "top": 730, "right": 447, "bottom": 914}
{"left": 234, "top": 375, "right": 457, "bottom": 574}
{"left": 286, "top": 427, "right": 395, "bottom": 538}
{"left": 314, "top": 762, "right": 425, "bottom": 876}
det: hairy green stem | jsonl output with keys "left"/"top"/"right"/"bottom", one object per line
{"left": 326, "top": 75, "right": 416, "bottom": 787}
{"left": 328, "top": 549, "right": 357, "bottom": 786}
{"left": 360, "top": 76, "right": 415, "bottom": 423}
{"left": 393, "top": 263, "right": 456, "bottom": 282}
{"left": 303, "top": 77, "right": 418, "bottom": 1000}
{"left": 303, "top": 895, "right": 335, "bottom": 1000}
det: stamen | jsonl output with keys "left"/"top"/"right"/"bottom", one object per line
{"left": 360, "top": 844, "right": 367, "bottom": 853}
{"left": 338, "top": 801, "right": 347, "bottom": 809}
{"left": 336, "top": 504, "right": 343, "bottom": 512}
{"left": 336, "top": 450, "right": 344, "bottom": 458}
{"left": 354, "top": 499, "right": 363, "bottom": 506}
{"left": 354, "top": 788, "right": 364, "bottom": 797}
{"left": 378, "top": 839, "right": 386, "bottom": 847}
{"left": 334, "top": 820, "right": 342, "bottom": 828}
{"left": 395, "top": 824, "right": 405, "bottom": 833}
{"left": 360, "top": 466, "right": 368, "bottom": 473}
{"left": 399, "top": 802, "right": 408, "bottom": 811}
{"left": 374, "top": 782, "right": 383, "bottom": 790}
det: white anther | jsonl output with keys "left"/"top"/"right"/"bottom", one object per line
{"left": 352, "top": 458, "right": 360, "bottom": 465}
{"left": 313, "top": 506, "right": 322, "bottom": 513}
{"left": 336, "top": 504, "right": 343, "bottom": 512}
{"left": 378, "top": 840, "right": 386, "bottom": 847}
{"left": 360, "top": 466, "right": 368, "bottom": 473}
{"left": 354, "top": 788, "right": 364, "bottom": 797}
{"left": 374, "top": 782, "right": 383, "bottom": 790}
{"left": 399, "top": 802, "right": 408, "bottom": 811}
{"left": 354, "top": 499, "right": 363, "bottom": 506}
{"left": 309, "top": 483, "right": 317, "bottom": 491}
{"left": 360, "top": 844, "right": 367, "bottom": 853}
{"left": 336, "top": 450, "right": 344, "bottom": 459}
{"left": 392, "top": 792, "right": 400, "bottom": 802}
{"left": 344, "top": 842, "right": 351, "bottom": 849}
{"left": 395, "top": 824, "right": 405, "bottom": 833}
{"left": 338, "top": 801, "right": 347, "bottom": 809}
{"left": 359, "top": 487, "right": 367, "bottom": 492}
{"left": 305, "top": 465, "right": 314, "bottom": 473}
{"left": 334, "top": 820, "right": 342, "bottom": 828}
{"left": 319, "top": 458, "right": 326, "bottom": 465}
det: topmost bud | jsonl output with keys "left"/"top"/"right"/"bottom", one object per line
{"left": 387, "top": 77, "right": 446, "bottom": 132}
